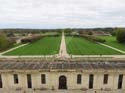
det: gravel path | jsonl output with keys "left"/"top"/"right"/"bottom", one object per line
{"left": 0, "top": 44, "right": 28, "bottom": 55}
{"left": 98, "top": 43, "right": 125, "bottom": 54}
{"left": 58, "top": 32, "right": 70, "bottom": 58}
{"left": 72, "top": 55, "right": 125, "bottom": 59}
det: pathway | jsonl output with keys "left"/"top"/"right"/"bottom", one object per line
{"left": 58, "top": 31, "right": 70, "bottom": 58}
{"left": 98, "top": 43, "right": 125, "bottom": 54}
{"left": 72, "top": 55, "right": 125, "bottom": 59}
{"left": 0, "top": 44, "right": 28, "bottom": 55}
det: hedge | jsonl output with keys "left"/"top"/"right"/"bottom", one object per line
{"left": 81, "top": 35, "right": 106, "bottom": 43}
{"left": 21, "top": 35, "right": 42, "bottom": 43}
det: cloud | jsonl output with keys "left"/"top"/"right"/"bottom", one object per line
{"left": 0, "top": 0, "right": 125, "bottom": 28}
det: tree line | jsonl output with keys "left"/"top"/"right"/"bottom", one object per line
{"left": 0, "top": 32, "right": 15, "bottom": 51}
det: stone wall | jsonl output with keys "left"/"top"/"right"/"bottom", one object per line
{"left": 0, "top": 69, "right": 125, "bottom": 90}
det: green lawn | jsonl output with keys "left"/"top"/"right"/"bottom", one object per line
{"left": 99, "top": 36, "right": 125, "bottom": 51}
{"left": 4, "top": 36, "right": 61, "bottom": 55}
{"left": 66, "top": 36, "right": 123, "bottom": 55}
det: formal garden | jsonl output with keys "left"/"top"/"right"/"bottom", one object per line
{"left": 0, "top": 28, "right": 125, "bottom": 56}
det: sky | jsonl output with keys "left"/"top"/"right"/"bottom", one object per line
{"left": 0, "top": 0, "right": 125, "bottom": 29}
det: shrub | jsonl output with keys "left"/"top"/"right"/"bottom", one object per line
{"left": 116, "top": 28, "right": 125, "bottom": 43}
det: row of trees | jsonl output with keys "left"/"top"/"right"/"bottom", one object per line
{"left": 0, "top": 29, "right": 63, "bottom": 34}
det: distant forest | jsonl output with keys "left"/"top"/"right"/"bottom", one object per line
{"left": 0, "top": 27, "right": 124, "bottom": 34}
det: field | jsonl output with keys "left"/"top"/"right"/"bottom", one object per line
{"left": 65, "top": 36, "right": 122, "bottom": 55}
{"left": 99, "top": 36, "right": 125, "bottom": 51}
{"left": 4, "top": 36, "right": 61, "bottom": 55}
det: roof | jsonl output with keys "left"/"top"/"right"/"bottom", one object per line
{"left": 0, "top": 61, "right": 125, "bottom": 70}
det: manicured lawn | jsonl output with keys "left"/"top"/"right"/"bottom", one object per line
{"left": 66, "top": 36, "right": 122, "bottom": 55}
{"left": 99, "top": 36, "right": 125, "bottom": 51}
{"left": 4, "top": 36, "right": 61, "bottom": 55}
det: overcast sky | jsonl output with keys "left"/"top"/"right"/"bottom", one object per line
{"left": 0, "top": 0, "right": 125, "bottom": 29}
